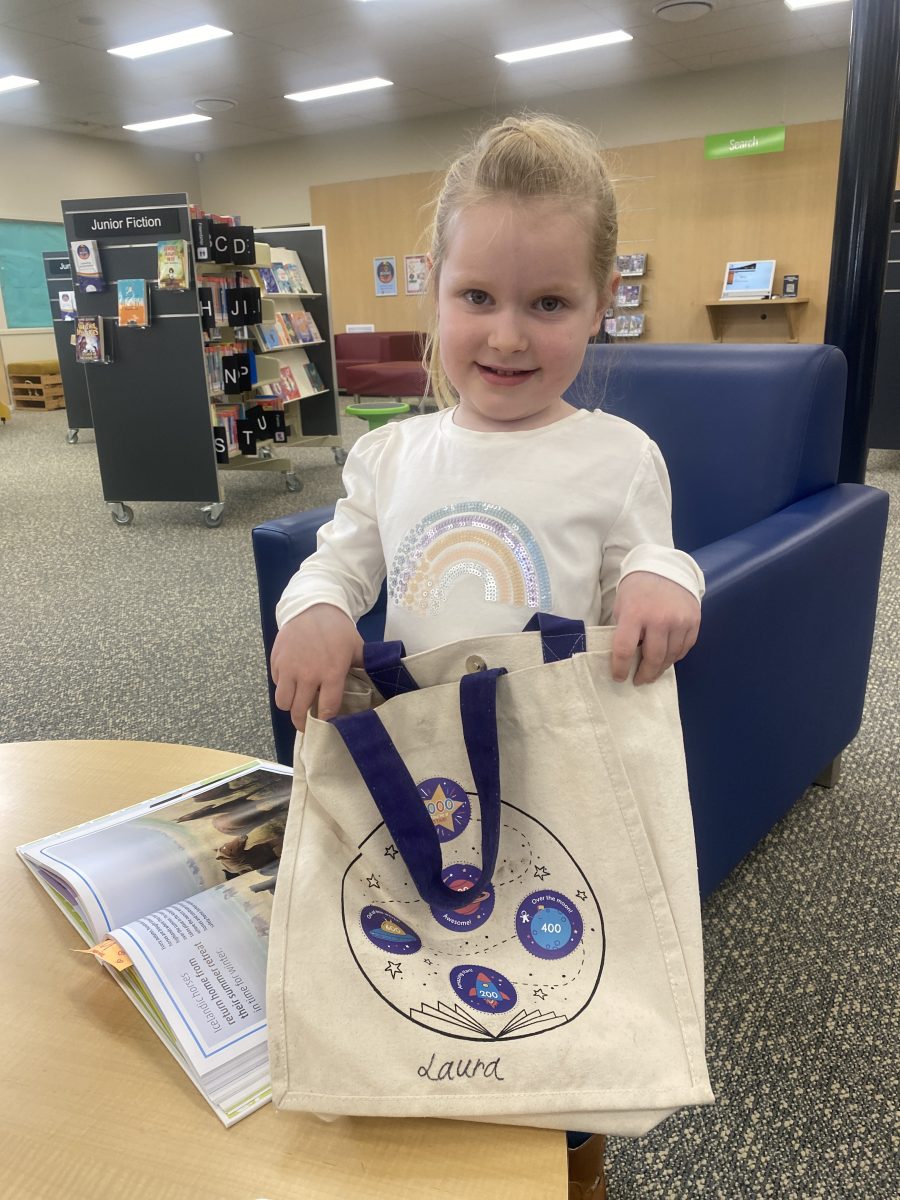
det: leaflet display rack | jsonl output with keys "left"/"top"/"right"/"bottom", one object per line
{"left": 42, "top": 250, "right": 92, "bottom": 440}
{"left": 59, "top": 194, "right": 341, "bottom": 528}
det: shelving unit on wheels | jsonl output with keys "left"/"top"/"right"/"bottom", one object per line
{"left": 252, "top": 225, "right": 345, "bottom": 468}
{"left": 59, "top": 195, "right": 341, "bottom": 527}
{"left": 42, "top": 250, "right": 93, "bottom": 442}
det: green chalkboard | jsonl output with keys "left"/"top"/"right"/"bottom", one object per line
{"left": 0, "top": 219, "right": 68, "bottom": 328}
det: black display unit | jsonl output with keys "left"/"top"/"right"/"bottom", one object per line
{"left": 42, "top": 250, "right": 93, "bottom": 439}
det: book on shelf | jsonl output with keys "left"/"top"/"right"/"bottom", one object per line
{"left": 257, "top": 266, "right": 280, "bottom": 295}
{"left": 215, "top": 402, "right": 242, "bottom": 451}
{"left": 274, "top": 312, "right": 297, "bottom": 346}
{"left": 605, "top": 313, "right": 645, "bottom": 338}
{"left": 74, "top": 315, "right": 104, "bottom": 363}
{"left": 255, "top": 324, "right": 283, "bottom": 352}
{"left": 58, "top": 290, "right": 77, "bottom": 321}
{"left": 282, "top": 248, "right": 314, "bottom": 294}
{"left": 157, "top": 239, "right": 191, "bottom": 290}
{"left": 304, "top": 360, "right": 326, "bottom": 394}
{"left": 70, "top": 239, "right": 107, "bottom": 293}
{"left": 117, "top": 278, "right": 150, "bottom": 327}
{"left": 278, "top": 365, "right": 303, "bottom": 401}
{"left": 616, "top": 282, "right": 642, "bottom": 308}
{"left": 616, "top": 253, "right": 647, "bottom": 277}
{"left": 17, "top": 760, "right": 293, "bottom": 1126}
{"left": 288, "top": 307, "right": 321, "bottom": 344}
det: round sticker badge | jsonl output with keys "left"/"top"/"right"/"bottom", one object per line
{"left": 360, "top": 906, "right": 421, "bottom": 955}
{"left": 451, "top": 965, "right": 517, "bottom": 1014}
{"left": 417, "top": 777, "right": 470, "bottom": 842}
{"left": 516, "top": 890, "right": 584, "bottom": 960}
{"left": 430, "top": 863, "right": 495, "bottom": 931}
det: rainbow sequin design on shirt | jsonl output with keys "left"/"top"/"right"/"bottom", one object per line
{"left": 389, "top": 501, "right": 552, "bottom": 615}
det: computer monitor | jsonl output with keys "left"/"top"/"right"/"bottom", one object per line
{"left": 720, "top": 260, "right": 776, "bottom": 301}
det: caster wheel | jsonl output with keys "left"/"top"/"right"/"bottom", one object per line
{"left": 112, "top": 505, "right": 134, "bottom": 526}
{"left": 333, "top": 448, "right": 348, "bottom": 466}
{"left": 66, "top": 430, "right": 79, "bottom": 445}
{"left": 285, "top": 473, "right": 304, "bottom": 493}
{"left": 204, "top": 510, "right": 224, "bottom": 528}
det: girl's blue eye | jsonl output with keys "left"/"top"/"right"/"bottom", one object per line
{"left": 537, "top": 296, "right": 565, "bottom": 313}
{"left": 464, "top": 289, "right": 489, "bottom": 305}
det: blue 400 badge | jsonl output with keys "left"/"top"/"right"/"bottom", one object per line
{"left": 516, "top": 890, "right": 584, "bottom": 960}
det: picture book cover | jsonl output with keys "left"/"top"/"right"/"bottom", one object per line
{"left": 117, "top": 278, "right": 150, "bottom": 327}
{"left": 272, "top": 264, "right": 293, "bottom": 294}
{"left": 157, "top": 239, "right": 191, "bottom": 290}
{"left": 258, "top": 266, "right": 279, "bottom": 295}
{"left": 58, "top": 290, "right": 77, "bottom": 321}
{"left": 255, "top": 324, "right": 282, "bottom": 352}
{"left": 70, "top": 239, "right": 107, "bottom": 292}
{"left": 279, "top": 365, "right": 302, "bottom": 401}
{"left": 288, "top": 309, "right": 320, "bottom": 343}
{"left": 17, "top": 761, "right": 292, "bottom": 1127}
{"left": 304, "top": 360, "right": 326, "bottom": 393}
{"left": 274, "top": 313, "right": 296, "bottom": 345}
{"left": 616, "top": 283, "right": 642, "bottom": 308}
{"left": 74, "top": 315, "right": 104, "bottom": 363}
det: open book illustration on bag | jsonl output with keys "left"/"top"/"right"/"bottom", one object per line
{"left": 17, "top": 761, "right": 292, "bottom": 1126}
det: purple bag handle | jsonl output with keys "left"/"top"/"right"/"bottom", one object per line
{"left": 331, "top": 668, "right": 506, "bottom": 910}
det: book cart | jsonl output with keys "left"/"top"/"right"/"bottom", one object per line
{"left": 42, "top": 250, "right": 93, "bottom": 441}
{"left": 59, "top": 193, "right": 342, "bottom": 527}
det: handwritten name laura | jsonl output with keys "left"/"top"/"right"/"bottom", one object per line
{"left": 418, "top": 1053, "right": 505, "bottom": 1082}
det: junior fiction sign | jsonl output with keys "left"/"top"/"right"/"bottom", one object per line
{"left": 704, "top": 126, "right": 786, "bottom": 160}
{"left": 71, "top": 208, "right": 182, "bottom": 238}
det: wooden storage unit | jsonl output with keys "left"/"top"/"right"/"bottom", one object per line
{"left": 7, "top": 360, "right": 65, "bottom": 410}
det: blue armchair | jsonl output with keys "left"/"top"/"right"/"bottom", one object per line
{"left": 252, "top": 343, "right": 888, "bottom": 897}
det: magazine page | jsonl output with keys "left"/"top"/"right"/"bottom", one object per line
{"left": 111, "top": 863, "right": 276, "bottom": 1079}
{"left": 18, "top": 763, "right": 291, "bottom": 943}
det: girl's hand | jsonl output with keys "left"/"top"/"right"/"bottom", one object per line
{"left": 271, "top": 604, "right": 365, "bottom": 731}
{"left": 611, "top": 571, "right": 701, "bottom": 686}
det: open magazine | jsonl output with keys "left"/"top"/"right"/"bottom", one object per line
{"left": 17, "top": 760, "right": 292, "bottom": 1127}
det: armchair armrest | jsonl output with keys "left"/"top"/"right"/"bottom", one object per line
{"left": 252, "top": 508, "right": 387, "bottom": 765}
{"left": 676, "top": 483, "right": 889, "bottom": 895}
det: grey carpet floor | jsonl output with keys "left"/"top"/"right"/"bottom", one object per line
{"left": 1, "top": 409, "right": 897, "bottom": 1198}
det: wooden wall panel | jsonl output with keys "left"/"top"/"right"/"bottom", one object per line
{"left": 311, "top": 121, "right": 843, "bottom": 345}
{"left": 311, "top": 170, "right": 441, "bottom": 335}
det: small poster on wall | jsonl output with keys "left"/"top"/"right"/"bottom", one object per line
{"left": 405, "top": 254, "right": 428, "bottom": 295}
{"left": 374, "top": 256, "right": 398, "bottom": 297}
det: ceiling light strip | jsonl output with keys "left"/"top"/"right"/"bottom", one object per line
{"left": 123, "top": 113, "right": 212, "bottom": 132}
{"left": 0, "top": 75, "right": 40, "bottom": 93}
{"left": 285, "top": 77, "right": 393, "bottom": 103}
{"left": 496, "top": 31, "right": 632, "bottom": 63}
{"left": 108, "top": 25, "right": 232, "bottom": 59}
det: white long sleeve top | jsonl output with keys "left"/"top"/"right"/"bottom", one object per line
{"left": 276, "top": 407, "right": 704, "bottom": 655}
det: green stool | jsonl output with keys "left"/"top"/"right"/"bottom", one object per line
{"left": 345, "top": 400, "right": 411, "bottom": 431}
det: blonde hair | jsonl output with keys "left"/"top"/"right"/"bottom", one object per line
{"left": 424, "top": 113, "right": 618, "bottom": 408}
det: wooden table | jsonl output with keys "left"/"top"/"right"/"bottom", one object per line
{"left": 705, "top": 296, "right": 809, "bottom": 342}
{"left": 1, "top": 740, "right": 565, "bottom": 1200}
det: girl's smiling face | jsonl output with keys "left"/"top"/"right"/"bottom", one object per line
{"left": 436, "top": 197, "right": 609, "bottom": 432}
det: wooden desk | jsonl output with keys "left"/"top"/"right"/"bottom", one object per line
{"left": 1, "top": 740, "right": 565, "bottom": 1200}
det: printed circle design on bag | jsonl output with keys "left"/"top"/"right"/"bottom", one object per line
{"left": 360, "top": 906, "right": 422, "bottom": 955}
{"left": 451, "top": 965, "right": 517, "bottom": 1014}
{"left": 417, "top": 777, "right": 470, "bottom": 841}
{"left": 430, "top": 864, "right": 495, "bottom": 931}
{"left": 516, "top": 891, "right": 583, "bottom": 960}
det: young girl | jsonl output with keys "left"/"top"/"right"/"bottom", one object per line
{"left": 271, "top": 114, "right": 704, "bottom": 1200}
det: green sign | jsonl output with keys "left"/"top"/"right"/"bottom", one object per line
{"left": 704, "top": 126, "right": 786, "bottom": 160}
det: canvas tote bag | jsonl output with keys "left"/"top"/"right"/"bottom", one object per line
{"left": 267, "top": 615, "right": 714, "bottom": 1136}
